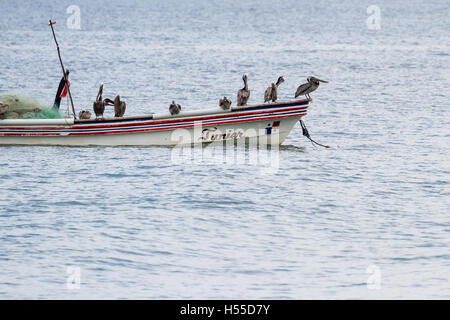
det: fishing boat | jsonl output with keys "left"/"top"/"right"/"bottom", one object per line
{"left": 0, "top": 99, "right": 309, "bottom": 146}
{"left": 1, "top": 21, "right": 327, "bottom": 148}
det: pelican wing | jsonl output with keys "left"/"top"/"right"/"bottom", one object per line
{"left": 295, "top": 82, "right": 311, "bottom": 98}
{"left": 113, "top": 96, "right": 121, "bottom": 117}
{"left": 219, "top": 98, "right": 231, "bottom": 109}
{"left": 237, "top": 89, "right": 250, "bottom": 106}
{"left": 264, "top": 86, "right": 272, "bottom": 102}
{"left": 272, "top": 86, "right": 277, "bottom": 102}
{"left": 79, "top": 110, "right": 92, "bottom": 120}
{"left": 93, "top": 100, "right": 105, "bottom": 117}
{"left": 169, "top": 103, "right": 180, "bottom": 115}
{"left": 119, "top": 101, "right": 126, "bottom": 117}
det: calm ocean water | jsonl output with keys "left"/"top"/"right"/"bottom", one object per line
{"left": 0, "top": 0, "right": 449, "bottom": 299}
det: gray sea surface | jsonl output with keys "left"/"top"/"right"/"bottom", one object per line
{"left": 0, "top": 0, "right": 449, "bottom": 299}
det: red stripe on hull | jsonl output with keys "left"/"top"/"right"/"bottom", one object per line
{"left": 0, "top": 106, "right": 307, "bottom": 131}
{"left": 0, "top": 112, "right": 306, "bottom": 137}
{"left": 68, "top": 112, "right": 307, "bottom": 136}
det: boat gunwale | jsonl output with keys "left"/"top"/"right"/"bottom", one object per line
{"left": 72, "top": 98, "right": 310, "bottom": 124}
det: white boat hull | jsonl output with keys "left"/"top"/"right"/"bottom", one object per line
{"left": 0, "top": 100, "right": 309, "bottom": 147}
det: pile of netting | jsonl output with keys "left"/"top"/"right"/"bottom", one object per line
{"left": 0, "top": 93, "right": 63, "bottom": 119}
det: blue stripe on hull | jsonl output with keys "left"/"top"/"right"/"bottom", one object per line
{"left": 231, "top": 100, "right": 309, "bottom": 112}
{"left": 1, "top": 110, "right": 306, "bottom": 135}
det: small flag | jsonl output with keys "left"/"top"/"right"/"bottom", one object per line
{"left": 48, "top": 20, "right": 56, "bottom": 26}
{"left": 60, "top": 80, "right": 70, "bottom": 98}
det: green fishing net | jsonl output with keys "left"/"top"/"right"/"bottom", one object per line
{"left": 23, "top": 107, "right": 63, "bottom": 119}
{"left": 0, "top": 93, "right": 63, "bottom": 119}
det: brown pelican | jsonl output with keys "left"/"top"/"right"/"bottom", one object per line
{"left": 78, "top": 109, "right": 92, "bottom": 120}
{"left": 104, "top": 95, "right": 126, "bottom": 117}
{"left": 113, "top": 95, "right": 126, "bottom": 117}
{"left": 237, "top": 74, "right": 250, "bottom": 106}
{"left": 295, "top": 76, "right": 328, "bottom": 100}
{"left": 0, "top": 102, "right": 8, "bottom": 119}
{"left": 169, "top": 100, "right": 181, "bottom": 115}
{"left": 264, "top": 76, "right": 285, "bottom": 103}
{"left": 219, "top": 96, "right": 232, "bottom": 110}
{"left": 93, "top": 83, "right": 105, "bottom": 119}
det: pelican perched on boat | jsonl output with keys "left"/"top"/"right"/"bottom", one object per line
{"left": 237, "top": 74, "right": 250, "bottom": 106}
{"left": 219, "top": 96, "right": 232, "bottom": 110}
{"left": 78, "top": 109, "right": 92, "bottom": 119}
{"left": 264, "top": 76, "right": 284, "bottom": 103}
{"left": 104, "top": 95, "right": 126, "bottom": 117}
{"left": 169, "top": 100, "right": 181, "bottom": 115}
{"left": 113, "top": 95, "right": 126, "bottom": 118}
{"left": 0, "top": 102, "right": 8, "bottom": 119}
{"left": 93, "top": 83, "right": 105, "bottom": 119}
{"left": 295, "top": 76, "right": 328, "bottom": 100}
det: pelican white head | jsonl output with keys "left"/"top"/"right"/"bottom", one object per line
{"left": 309, "top": 76, "right": 328, "bottom": 84}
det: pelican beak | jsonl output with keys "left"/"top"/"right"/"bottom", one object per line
{"left": 318, "top": 79, "right": 329, "bottom": 83}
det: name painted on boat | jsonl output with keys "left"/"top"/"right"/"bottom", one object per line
{"left": 199, "top": 127, "right": 244, "bottom": 142}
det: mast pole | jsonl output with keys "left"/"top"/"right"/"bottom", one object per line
{"left": 48, "top": 20, "right": 76, "bottom": 119}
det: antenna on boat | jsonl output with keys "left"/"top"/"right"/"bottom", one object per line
{"left": 48, "top": 20, "right": 77, "bottom": 119}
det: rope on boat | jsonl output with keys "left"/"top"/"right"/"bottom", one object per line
{"left": 299, "top": 119, "right": 330, "bottom": 149}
